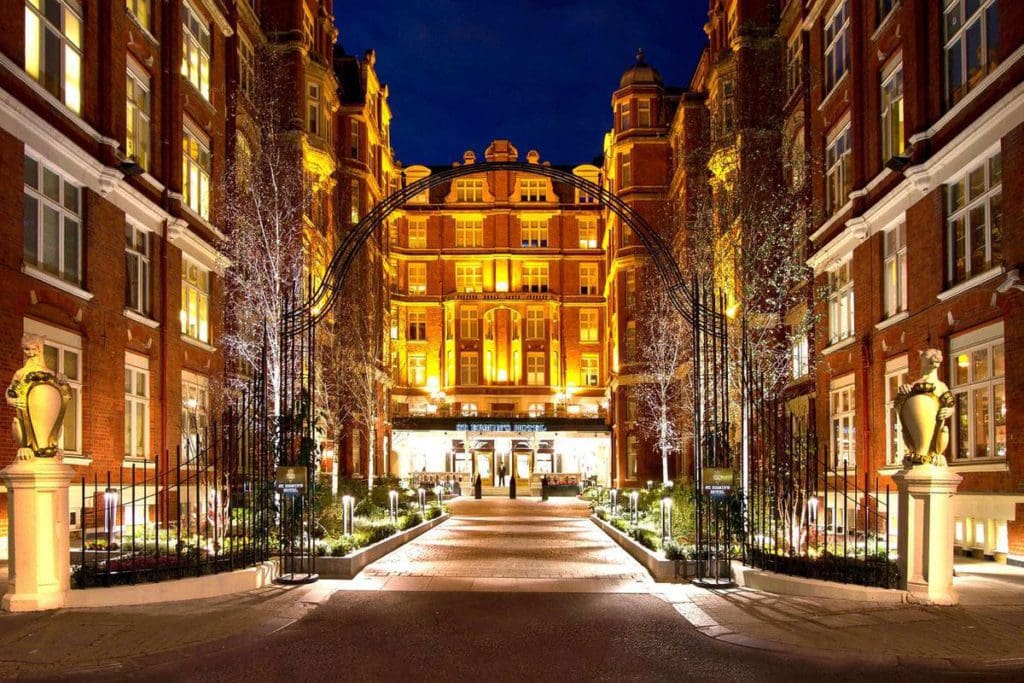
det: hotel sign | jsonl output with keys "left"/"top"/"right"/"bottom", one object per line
{"left": 455, "top": 422, "right": 546, "bottom": 433}
{"left": 701, "top": 467, "right": 733, "bottom": 494}
{"left": 275, "top": 466, "right": 307, "bottom": 495}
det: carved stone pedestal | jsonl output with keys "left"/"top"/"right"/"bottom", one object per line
{"left": 1, "top": 454, "right": 74, "bottom": 612}
{"left": 894, "top": 464, "right": 963, "bottom": 605}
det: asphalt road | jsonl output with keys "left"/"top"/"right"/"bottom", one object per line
{"left": 110, "top": 590, "right": 1010, "bottom": 682}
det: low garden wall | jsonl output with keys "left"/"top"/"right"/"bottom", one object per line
{"left": 591, "top": 515, "right": 727, "bottom": 583}
{"left": 317, "top": 513, "right": 449, "bottom": 579}
{"left": 731, "top": 562, "right": 909, "bottom": 603}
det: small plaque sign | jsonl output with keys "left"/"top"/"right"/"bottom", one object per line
{"left": 702, "top": 467, "right": 733, "bottom": 494}
{"left": 276, "top": 466, "right": 307, "bottom": 494}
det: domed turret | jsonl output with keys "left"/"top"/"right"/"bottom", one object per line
{"left": 619, "top": 49, "right": 663, "bottom": 88}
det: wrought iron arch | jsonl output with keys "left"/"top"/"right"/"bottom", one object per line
{"left": 282, "top": 161, "right": 717, "bottom": 338}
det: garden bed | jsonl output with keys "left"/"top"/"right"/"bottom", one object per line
{"left": 317, "top": 513, "right": 449, "bottom": 579}
{"left": 732, "top": 562, "right": 908, "bottom": 603}
{"left": 591, "top": 515, "right": 728, "bottom": 583}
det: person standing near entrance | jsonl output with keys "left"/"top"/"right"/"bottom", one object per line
{"left": 498, "top": 462, "right": 507, "bottom": 487}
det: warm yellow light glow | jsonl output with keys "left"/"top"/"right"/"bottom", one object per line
{"left": 725, "top": 303, "right": 740, "bottom": 319}
{"left": 957, "top": 353, "right": 969, "bottom": 369}
{"left": 426, "top": 376, "right": 440, "bottom": 392}
{"left": 497, "top": 368, "right": 508, "bottom": 382}
{"left": 496, "top": 279, "right": 508, "bottom": 292}
{"left": 24, "top": 10, "right": 40, "bottom": 80}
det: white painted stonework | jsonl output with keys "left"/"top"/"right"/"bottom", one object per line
{"left": 895, "top": 465, "right": 963, "bottom": 605}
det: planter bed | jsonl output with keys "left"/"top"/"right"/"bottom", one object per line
{"left": 732, "top": 562, "right": 908, "bottom": 603}
{"left": 591, "top": 515, "right": 727, "bottom": 583}
{"left": 317, "top": 513, "right": 449, "bottom": 579}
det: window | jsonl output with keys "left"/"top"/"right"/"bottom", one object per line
{"left": 23, "top": 153, "right": 81, "bottom": 284}
{"left": 126, "top": 63, "right": 151, "bottom": 171}
{"left": 302, "top": 7, "right": 314, "bottom": 47}
{"left": 407, "top": 310, "right": 426, "bottom": 341}
{"left": 460, "top": 307, "right": 479, "bottom": 338}
{"left": 455, "top": 263, "right": 483, "bottom": 292}
{"left": 349, "top": 178, "right": 360, "bottom": 222}
{"left": 883, "top": 223, "right": 907, "bottom": 318}
{"left": 526, "top": 308, "right": 544, "bottom": 339}
{"left": 461, "top": 402, "right": 478, "bottom": 417}
{"left": 456, "top": 179, "right": 484, "bottom": 202}
{"left": 944, "top": 0, "right": 1000, "bottom": 107}
{"left": 127, "top": 0, "right": 150, "bottom": 29}
{"left": 408, "top": 354, "right": 426, "bottom": 386}
{"left": 951, "top": 325, "right": 1006, "bottom": 461}
{"left": 581, "top": 354, "right": 599, "bottom": 387}
{"left": 884, "top": 356, "right": 909, "bottom": 466}
{"left": 181, "top": 371, "right": 208, "bottom": 456}
{"left": 349, "top": 123, "right": 360, "bottom": 159}
{"left": 521, "top": 218, "right": 548, "bottom": 247}
{"left": 527, "top": 352, "right": 545, "bottom": 386}
{"left": 519, "top": 180, "right": 547, "bottom": 202}
{"left": 579, "top": 263, "right": 599, "bottom": 295}
{"left": 181, "top": 1, "right": 211, "bottom": 99}
{"left": 407, "top": 262, "right": 427, "bottom": 294}
{"left": 947, "top": 149, "right": 1002, "bottom": 284}
{"left": 624, "top": 321, "right": 637, "bottom": 362}
{"left": 181, "top": 255, "right": 211, "bottom": 344}
{"left": 825, "top": 123, "right": 852, "bottom": 216}
{"left": 528, "top": 402, "right": 546, "bottom": 418}
{"left": 878, "top": 0, "right": 897, "bottom": 24}
{"left": 785, "top": 126, "right": 806, "bottom": 189}
{"left": 829, "top": 377, "right": 855, "bottom": 468}
{"left": 25, "top": 0, "right": 83, "bottom": 113}
{"left": 716, "top": 79, "right": 735, "bottom": 139}
{"left": 625, "top": 271, "right": 636, "bottom": 311}
{"left": 307, "top": 82, "right": 322, "bottom": 137}
{"left": 627, "top": 434, "right": 637, "bottom": 477}
{"left": 522, "top": 263, "right": 548, "bottom": 293}
{"left": 459, "top": 353, "right": 479, "bottom": 385}
{"left": 182, "top": 125, "right": 211, "bottom": 219}
{"left": 455, "top": 217, "right": 484, "bottom": 247}
{"left": 619, "top": 152, "right": 632, "bottom": 189}
{"left": 828, "top": 259, "right": 854, "bottom": 344}
{"left": 637, "top": 99, "right": 651, "bottom": 127}
{"left": 880, "top": 60, "right": 904, "bottom": 161}
{"left": 125, "top": 355, "right": 150, "bottom": 460}
{"left": 625, "top": 389, "right": 637, "bottom": 422}
{"left": 823, "top": 0, "right": 850, "bottom": 95}
{"left": 619, "top": 101, "right": 631, "bottom": 130}
{"left": 786, "top": 33, "right": 802, "bottom": 96}
{"left": 26, "top": 319, "right": 81, "bottom": 454}
{"left": 125, "top": 225, "right": 151, "bottom": 316}
{"left": 579, "top": 309, "right": 598, "bottom": 342}
{"left": 791, "top": 333, "right": 809, "bottom": 379}
{"left": 408, "top": 218, "right": 427, "bottom": 248}
{"left": 238, "top": 33, "right": 254, "bottom": 100}
{"left": 578, "top": 217, "right": 598, "bottom": 248}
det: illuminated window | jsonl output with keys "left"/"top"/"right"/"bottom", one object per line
{"left": 455, "top": 217, "right": 484, "bottom": 247}
{"left": 180, "top": 255, "right": 210, "bottom": 343}
{"left": 302, "top": 6, "right": 314, "bottom": 47}
{"left": 579, "top": 263, "right": 599, "bottom": 295}
{"left": 528, "top": 402, "right": 546, "bottom": 418}
{"left": 825, "top": 123, "right": 851, "bottom": 216}
{"left": 456, "top": 179, "right": 484, "bottom": 202}
{"left": 25, "top": 0, "right": 83, "bottom": 113}
{"left": 944, "top": 0, "right": 1000, "bottom": 108}
{"left": 519, "top": 179, "right": 547, "bottom": 202}
{"left": 181, "top": 371, "right": 209, "bottom": 456}
{"left": 408, "top": 354, "right": 426, "bottom": 386}
{"left": 460, "top": 307, "right": 479, "bottom": 338}
{"left": 526, "top": 307, "right": 544, "bottom": 339}
{"left": 125, "top": 354, "right": 150, "bottom": 460}
{"left": 625, "top": 270, "right": 636, "bottom": 311}
{"left": 26, "top": 319, "right": 81, "bottom": 454}
{"left": 880, "top": 59, "right": 904, "bottom": 161}
{"left": 627, "top": 434, "right": 637, "bottom": 476}
{"left": 455, "top": 263, "right": 483, "bottom": 292}
{"left": 829, "top": 377, "right": 855, "bottom": 468}
{"left": 619, "top": 152, "right": 631, "bottom": 189}
{"left": 521, "top": 218, "right": 548, "bottom": 247}
{"left": 126, "top": 63, "right": 151, "bottom": 171}
{"left": 790, "top": 332, "right": 809, "bottom": 380}
{"left": 408, "top": 218, "right": 427, "bottom": 248}
{"left": 182, "top": 124, "right": 211, "bottom": 219}
{"left": 527, "top": 352, "right": 545, "bottom": 386}
{"left": 581, "top": 354, "right": 599, "bottom": 387}
{"left": 23, "top": 153, "right": 81, "bottom": 284}
{"left": 461, "top": 402, "right": 478, "bottom": 416}
{"left": 407, "top": 309, "right": 426, "bottom": 341}
{"left": 625, "top": 388, "right": 637, "bottom": 422}
{"left": 126, "top": 0, "right": 150, "bottom": 29}
{"left": 715, "top": 79, "right": 734, "bottom": 139}
{"left": 521, "top": 263, "right": 548, "bottom": 293}
{"left": 637, "top": 99, "right": 651, "bottom": 127}
{"left": 349, "top": 178, "right": 361, "bottom": 222}
{"left": 125, "top": 225, "right": 151, "bottom": 316}
{"left": 882, "top": 223, "right": 907, "bottom": 318}
{"left": 459, "top": 353, "right": 479, "bottom": 385}
{"left": 827, "top": 259, "right": 854, "bottom": 344}
{"left": 238, "top": 32, "right": 255, "bottom": 99}
{"left": 946, "top": 149, "right": 1002, "bottom": 285}
{"left": 578, "top": 217, "right": 598, "bottom": 248}
{"left": 951, "top": 325, "right": 1005, "bottom": 461}
{"left": 181, "top": 1, "right": 211, "bottom": 99}
{"left": 350, "top": 123, "right": 360, "bottom": 159}
{"left": 884, "top": 356, "right": 908, "bottom": 466}
{"left": 579, "top": 309, "right": 598, "bottom": 342}
{"left": 823, "top": 0, "right": 850, "bottom": 95}
{"left": 407, "top": 262, "right": 427, "bottom": 294}
{"left": 307, "top": 81, "right": 322, "bottom": 137}
{"left": 619, "top": 102, "right": 631, "bottom": 130}
{"left": 625, "top": 321, "right": 637, "bottom": 362}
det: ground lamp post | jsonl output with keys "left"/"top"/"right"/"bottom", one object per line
{"left": 660, "top": 496, "right": 672, "bottom": 544}
{"left": 342, "top": 495, "right": 354, "bottom": 536}
{"left": 807, "top": 496, "right": 818, "bottom": 527}
{"left": 646, "top": 480, "right": 653, "bottom": 491}
{"left": 104, "top": 487, "right": 118, "bottom": 547}
{"left": 610, "top": 488, "right": 618, "bottom": 517}
{"left": 388, "top": 490, "right": 399, "bottom": 524}
{"left": 433, "top": 485, "right": 443, "bottom": 509}
{"left": 417, "top": 487, "right": 426, "bottom": 517}
{"left": 629, "top": 491, "right": 639, "bottom": 525}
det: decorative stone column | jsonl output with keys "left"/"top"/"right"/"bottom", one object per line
{"left": 2, "top": 457, "right": 75, "bottom": 612}
{"left": 894, "top": 465, "right": 962, "bottom": 605}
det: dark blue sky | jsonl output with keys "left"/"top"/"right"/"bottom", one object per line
{"left": 333, "top": 1, "right": 709, "bottom": 166}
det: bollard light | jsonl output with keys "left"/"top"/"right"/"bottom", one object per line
{"left": 808, "top": 496, "right": 819, "bottom": 525}
{"left": 417, "top": 487, "right": 426, "bottom": 517}
{"left": 629, "top": 491, "right": 639, "bottom": 525}
{"left": 389, "top": 489, "right": 399, "bottom": 524}
{"left": 433, "top": 485, "right": 443, "bottom": 509}
{"left": 104, "top": 487, "right": 118, "bottom": 545}
{"left": 342, "top": 495, "right": 354, "bottom": 536}
{"left": 647, "top": 480, "right": 654, "bottom": 491}
{"left": 660, "top": 496, "right": 673, "bottom": 543}
{"left": 610, "top": 488, "right": 618, "bottom": 517}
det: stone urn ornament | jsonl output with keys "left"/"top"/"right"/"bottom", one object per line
{"left": 6, "top": 334, "right": 72, "bottom": 460}
{"left": 894, "top": 348, "right": 954, "bottom": 467}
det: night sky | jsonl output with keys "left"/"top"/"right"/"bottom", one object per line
{"left": 332, "top": 1, "right": 709, "bottom": 166}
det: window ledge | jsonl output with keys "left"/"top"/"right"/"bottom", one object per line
{"left": 937, "top": 266, "right": 1004, "bottom": 302}
{"left": 949, "top": 460, "right": 1009, "bottom": 473}
{"left": 22, "top": 264, "right": 94, "bottom": 301}
{"left": 62, "top": 454, "right": 92, "bottom": 466}
{"left": 126, "top": 12, "right": 160, "bottom": 46}
{"left": 181, "top": 335, "right": 217, "bottom": 353}
{"left": 822, "top": 336, "right": 856, "bottom": 356}
{"left": 817, "top": 72, "right": 850, "bottom": 113}
{"left": 125, "top": 309, "right": 160, "bottom": 328}
{"left": 870, "top": 5, "right": 901, "bottom": 43}
{"left": 122, "top": 458, "right": 156, "bottom": 470}
{"left": 875, "top": 310, "right": 909, "bottom": 331}
{"left": 178, "top": 203, "right": 225, "bottom": 240}
{"left": 139, "top": 172, "right": 165, "bottom": 192}
{"left": 810, "top": 200, "right": 853, "bottom": 243}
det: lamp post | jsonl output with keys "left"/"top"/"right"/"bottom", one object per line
{"left": 629, "top": 491, "right": 639, "bottom": 525}
{"left": 433, "top": 484, "right": 443, "bottom": 510}
{"left": 388, "top": 490, "right": 399, "bottom": 524}
{"left": 342, "top": 495, "right": 354, "bottom": 536}
{"left": 610, "top": 488, "right": 618, "bottom": 517}
{"left": 661, "top": 496, "right": 673, "bottom": 544}
{"left": 104, "top": 487, "right": 118, "bottom": 547}
{"left": 808, "top": 496, "right": 819, "bottom": 526}
{"left": 417, "top": 487, "right": 426, "bottom": 517}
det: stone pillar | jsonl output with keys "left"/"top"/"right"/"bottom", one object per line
{"left": 894, "top": 465, "right": 963, "bottom": 605}
{"left": 1, "top": 457, "right": 75, "bottom": 612}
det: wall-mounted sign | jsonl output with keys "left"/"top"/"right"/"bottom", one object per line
{"left": 276, "top": 466, "right": 307, "bottom": 494}
{"left": 455, "top": 422, "right": 545, "bottom": 433}
{"left": 702, "top": 467, "right": 733, "bottom": 494}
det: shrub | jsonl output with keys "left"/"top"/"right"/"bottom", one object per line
{"left": 663, "top": 540, "right": 685, "bottom": 561}
{"left": 401, "top": 513, "right": 423, "bottom": 530}
{"left": 425, "top": 505, "right": 443, "bottom": 520}
{"left": 611, "top": 518, "right": 630, "bottom": 533}
{"left": 745, "top": 547, "right": 900, "bottom": 589}
{"left": 366, "top": 522, "right": 398, "bottom": 544}
{"left": 629, "top": 527, "right": 661, "bottom": 551}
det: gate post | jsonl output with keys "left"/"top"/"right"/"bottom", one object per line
{"left": 894, "top": 465, "right": 962, "bottom": 605}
